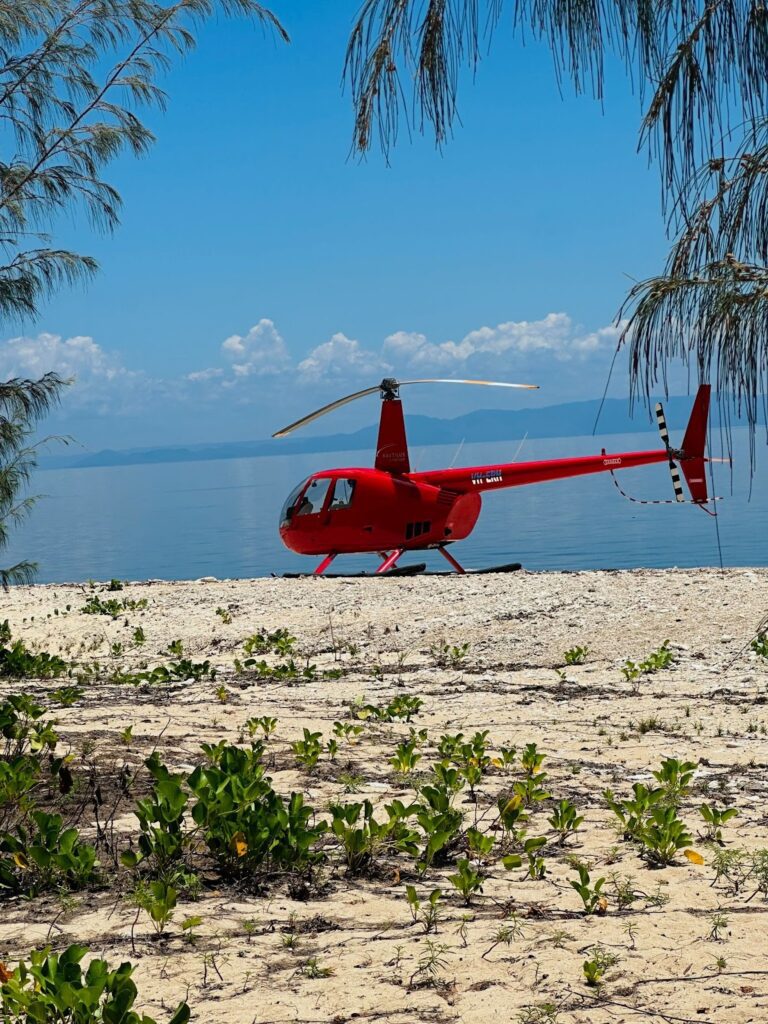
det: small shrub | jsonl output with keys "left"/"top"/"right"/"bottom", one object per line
{"left": 622, "top": 641, "right": 676, "bottom": 687}
{"left": 0, "top": 630, "right": 69, "bottom": 679}
{"left": 520, "top": 742, "right": 545, "bottom": 776}
{"left": 112, "top": 660, "right": 215, "bottom": 685}
{"left": 49, "top": 685, "right": 84, "bottom": 707}
{"left": 0, "top": 694, "right": 57, "bottom": 758}
{"left": 415, "top": 786, "right": 463, "bottom": 873}
{"left": 409, "top": 940, "right": 451, "bottom": 989}
{"left": 497, "top": 791, "right": 528, "bottom": 840}
{"left": 570, "top": 864, "right": 606, "bottom": 914}
{"left": 188, "top": 744, "right": 326, "bottom": 877}
{"left": 291, "top": 729, "right": 323, "bottom": 770}
{"left": 121, "top": 754, "right": 188, "bottom": 876}
{"left": 513, "top": 772, "right": 550, "bottom": 807}
{"left": 604, "top": 782, "right": 664, "bottom": 843}
{"left": 700, "top": 803, "right": 739, "bottom": 843}
{"left": 0, "top": 811, "right": 98, "bottom": 895}
{"left": 752, "top": 632, "right": 768, "bottom": 659}
{"left": 582, "top": 946, "right": 618, "bottom": 987}
{"left": 429, "top": 641, "right": 470, "bottom": 669}
{"left": 390, "top": 738, "right": 422, "bottom": 775}
{"left": 466, "top": 826, "right": 494, "bottom": 860}
{"left": 81, "top": 595, "right": 147, "bottom": 618}
{"left": 643, "top": 806, "right": 694, "bottom": 866}
{"left": 652, "top": 757, "right": 696, "bottom": 807}
{"left": 621, "top": 659, "right": 641, "bottom": 687}
{"left": 332, "top": 721, "right": 364, "bottom": 743}
{"left": 711, "top": 847, "right": 750, "bottom": 894}
{"left": 503, "top": 835, "right": 547, "bottom": 879}
{"left": 0, "top": 944, "right": 189, "bottom": 1023}
{"left": 493, "top": 745, "right": 517, "bottom": 771}
{"left": 243, "top": 628, "right": 296, "bottom": 656}
{"left": 246, "top": 715, "right": 277, "bottom": 738}
{"left": 405, "top": 884, "right": 442, "bottom": 933}
{"left": 642, "top": 640, "right": 675, "bottom": 672}
{"left": 356, "top": 695, "right": 423, "bottom": 723}
{"left": 132, "top": 877, "right": 178, "bottom": 936}
{"left": 749, "top": 849, "right": 768, "bottom": 899}
{"left": 564, "top": 645, "right": 588, "bottom": 665}
{"left": 448, "top": 857, "right": 484, "bottom": 904}
{"left": 547, "top": 799, "right": 584, "bottom": 844}
{"left": 330, "top": 799, "right": 419, "bottom": 874}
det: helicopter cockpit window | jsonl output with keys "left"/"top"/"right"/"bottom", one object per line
{"left": 294, "top": 477, "right": 333, "bottom": 517}
{"left": 280, "top": 478, "right": 311, "bottom": 526}
{"left": 330, "top": 478, "right": 356, "bottom": 510}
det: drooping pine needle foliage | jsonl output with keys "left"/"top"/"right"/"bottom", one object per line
{"left": 0, "top": 0, "right": 285, "bottom": 582}
{"left": 0, "top": 0, "right": 286, "bottom": 324}
{"left": 345, "top": 1, "right": 768, "bottom": 445}
{"left": 0, "top": 373, "right": 66, "bottom": 588}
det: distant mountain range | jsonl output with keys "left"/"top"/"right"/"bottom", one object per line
{"left": 39, "top": 394, "right": 761, "bottom": 471}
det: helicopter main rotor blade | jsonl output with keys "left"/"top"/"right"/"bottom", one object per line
{"left": 272, "top": 385, "right": 383, "bottom": 438}
{"left": 272, "top": 377, "right": 539, "bottom": 438}
{"left": 400, "top": 378, "right": 539, "bottom": 390}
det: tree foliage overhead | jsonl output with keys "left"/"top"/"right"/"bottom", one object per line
{"left": 0, "top": 0, "right": 285, "bottom": 583}
{"left": 0, "top": 373, "right": 66, "bottom": 588}
{"left": 0, "top": 0, "right": 286, "bottom": 326}
{"left": 345, "top": 1, "right": 768, "bottom": 441}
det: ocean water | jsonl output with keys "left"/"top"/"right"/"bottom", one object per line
{"left": 3, "top": 429, "right": 765, "bottom": 583}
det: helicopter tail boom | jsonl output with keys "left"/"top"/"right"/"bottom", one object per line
{"left": 413, "top": 448, "right": 671, "bottom": 494}
{"left": 414, "top": 385, "right": 712, "bottom": 501}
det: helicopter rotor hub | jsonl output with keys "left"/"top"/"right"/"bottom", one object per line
{"left": 380, "top": 378, "right": 400, "bottom": 400}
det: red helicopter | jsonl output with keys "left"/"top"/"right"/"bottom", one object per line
{"left": 273, "top": 378, "right": 712, "bottom": 575}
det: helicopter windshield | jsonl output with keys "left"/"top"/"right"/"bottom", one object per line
{"left": 293, "top": 477, "right": 333, "bottom": 517}
{"left": 280, "top": 478, "right": 310, "bottom": 527}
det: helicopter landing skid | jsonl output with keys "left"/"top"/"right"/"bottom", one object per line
{"left": 286, "top": 558, "right": 522, "bottom": 579}
{"left": 311, "top": 544, "right": 468, "bottom": 576}
{"left": 436, "top": 545, "right": 466, "bottom": 573}
{"left": 373, "top": 544, "right": 466, "bottom": 575}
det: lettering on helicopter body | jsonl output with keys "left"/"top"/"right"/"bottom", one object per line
{"left": 471, "top": 469, "right": 503, "bottom": 485}
{"left": 602, "top": 457, "right": 622, "bottom": 467}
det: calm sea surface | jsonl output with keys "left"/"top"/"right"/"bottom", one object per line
{"left": 3, "top": 429, "right": 766, "bottom": 583}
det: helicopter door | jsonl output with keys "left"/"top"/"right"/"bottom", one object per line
{"left": 328, "top": 478, "right": 356, "bottom": 515}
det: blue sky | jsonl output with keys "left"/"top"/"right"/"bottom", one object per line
{"left": 0, "top": 1, "right": 673, "bottom": 449}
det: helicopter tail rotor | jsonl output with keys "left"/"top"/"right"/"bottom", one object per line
{"left": 654, "top": 401, "right": 686, "bottom": 503}
{"left": 654, "top": 384, "right": 712, "bottom": 505}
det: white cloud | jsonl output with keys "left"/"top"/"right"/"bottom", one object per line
{"left": 219, "top": 318, "right": 291, "bottom": 378}
{"left": 0, "top": 331, "right": 124, "bottom": 381}
{"left": 0, "top": 332, "right": 154, "bottom": 413}
{"left": 384, "top": 314, "right": 623, "bottom": 371}
{"left": 297, "top": 332, "right": 390, "bottom": 382}
{"left": 185, "top": 367, "right": 224, "bottom": 382}
{"left": 0, "top": 311, "right": 624, "bottom": 424}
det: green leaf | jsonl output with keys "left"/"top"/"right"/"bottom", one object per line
{"left": 168, "top": 1005, "right": 191, "bottom": 1024}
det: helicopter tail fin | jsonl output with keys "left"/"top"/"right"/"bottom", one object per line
{"left": 680, "top": 384, "right": 711, "bottom": 504}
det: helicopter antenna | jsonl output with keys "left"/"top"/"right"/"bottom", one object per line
{"left": 449, "top": 438, "right": 465, "bottom": 469}
{"left": 510, "top": 431, "right": 528, "bottom": 463}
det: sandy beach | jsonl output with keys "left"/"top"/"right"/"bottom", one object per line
{"left": 2, "top": 568, "right": 768, "bottom": 1024}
